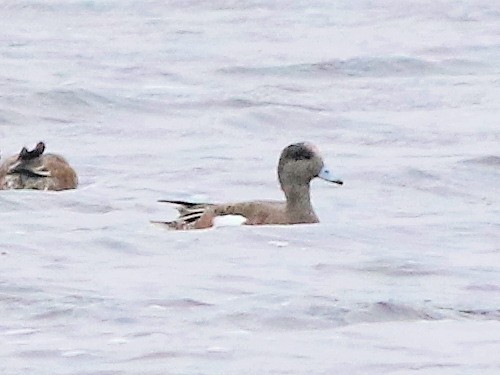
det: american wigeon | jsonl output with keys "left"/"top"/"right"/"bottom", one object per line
{"left": 0, "top": 142, "right": 78, "bottom": 191}
{"left": 155, "top": 142, "right": 343, "bottom": 230}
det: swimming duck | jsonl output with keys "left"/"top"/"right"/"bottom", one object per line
{"left": 0, "top": 141, "right": 78, "bottom": 191}
{"left": 155, "top": 142, "right": 342, "bottom": 230}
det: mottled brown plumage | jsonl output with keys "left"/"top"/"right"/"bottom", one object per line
{"left": 154, "top": 142, "right": 342, "bottom": 230}
{"left": 0, "top": 142, "right": 78, "bottom": 191}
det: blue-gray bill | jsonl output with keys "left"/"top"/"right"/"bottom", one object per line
{"left": 318, "top": 165, "right": 343, "bottom": 185}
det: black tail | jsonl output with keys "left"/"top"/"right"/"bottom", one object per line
{"left": 157, "top": 199, "right": 206, "bottom": 207}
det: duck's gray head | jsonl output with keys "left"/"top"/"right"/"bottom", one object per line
{"left": 278, "top": 142, "right": 343, "bottom": 187}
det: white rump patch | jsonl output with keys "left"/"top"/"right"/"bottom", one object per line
{"left": 213, "top": 215, "right": 247, "bottom": 227}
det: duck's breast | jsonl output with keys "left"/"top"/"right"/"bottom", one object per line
{"left": 41, "top": 154, "right": 78, "bottom": 190}
{"left": 0, "top": 155, "right": 22, "bottom": 190}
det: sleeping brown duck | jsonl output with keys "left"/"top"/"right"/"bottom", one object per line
{"left": 0, "top": 142, "right": 78, "bottom": 191}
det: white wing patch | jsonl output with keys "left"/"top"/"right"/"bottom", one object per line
{"left": 213, "top": 215, "right": 247, "bottom": 227}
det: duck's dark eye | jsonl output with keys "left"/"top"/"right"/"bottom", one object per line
{"left": 286, "top": 144, "right": 314, "bottom": 161}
